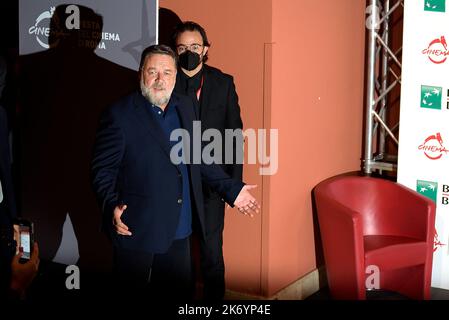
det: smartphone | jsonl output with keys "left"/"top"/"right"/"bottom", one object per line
{"left": 13, "top": 218, "right": 34, "bottom": 262}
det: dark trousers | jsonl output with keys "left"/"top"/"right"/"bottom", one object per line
{"left": 113, "top": 237, "right": 193, "bottom": 300}
{"left": 200, "top": 197, "right": 226, "bottom": 300}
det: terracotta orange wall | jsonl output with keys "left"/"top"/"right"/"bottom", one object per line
{"left": 267, "top": 0, "right": 366, "bottom": 295}
{"left": 160, "top": 0, "right": 366, "bottom": 297}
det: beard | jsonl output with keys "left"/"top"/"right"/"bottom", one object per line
{"left": 140, "top": 79, "right": 174, "bottom": 107}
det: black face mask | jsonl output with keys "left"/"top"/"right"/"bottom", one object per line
{"left": 179, "top": 50, "right": 202, "bottom": 71}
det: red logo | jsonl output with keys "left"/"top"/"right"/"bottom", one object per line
{"left": 418, "top": 132, "right": 449, "bottom": 160}
{"left": 422, "top": 36, "right": 449, "bottom": 64}
{"left": 434, "top": 229, "right": 446, "bottom": 252}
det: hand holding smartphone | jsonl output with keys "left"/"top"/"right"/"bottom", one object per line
{"left": 13, "top": 218, "right": 34, "bottom": 263}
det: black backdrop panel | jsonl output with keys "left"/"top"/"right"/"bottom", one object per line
{"left": 18, "top": 0, "right": 157, "bottom": 273}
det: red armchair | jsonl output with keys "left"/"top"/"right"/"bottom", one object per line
{"left": 314, "top": 175, "right": 436, "bottom": 299}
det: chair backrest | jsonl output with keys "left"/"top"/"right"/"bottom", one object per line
{"left": 315, "top": 175, "right": 430, "bottom": 238}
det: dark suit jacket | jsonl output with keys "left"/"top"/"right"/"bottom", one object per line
{"left": 0, "top": 106, "right": 16, "bottom": 296}
{"left": 91, "top": 91, "right": 244, "bottom": 254}
{"left": 174, "top": 65, "right": 243, "bottom": 193}
{"left": 0, "top": 106, "right": 16, "bottom": 227}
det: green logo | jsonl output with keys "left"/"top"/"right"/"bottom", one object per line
{"left": 425, "top": 0, "right": 446, "bottom": 12}
{"left": 417, "top": 180, "right": 438, "bottom": 203}
{"left": 421, "top": 85, "right": 442, "bottom": 110}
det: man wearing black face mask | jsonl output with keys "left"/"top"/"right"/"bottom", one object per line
{"left": 172, "top": 21, "right": 243, "bottom": 301}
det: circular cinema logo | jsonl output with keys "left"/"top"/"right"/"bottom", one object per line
{"left": 418, "top": 132, "right": 449, "bottom": 160}
{"left": 28, "top": 7, "right": 57, "bottom": 49}
{"left": 422, "top": 36, "right": 449, "bottom": 64}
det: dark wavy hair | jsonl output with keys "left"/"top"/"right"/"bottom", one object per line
{"left": 171, "top": 21, "right": 210, "bottom": 63}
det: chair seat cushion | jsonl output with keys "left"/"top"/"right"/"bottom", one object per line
{"left": 364, "top": 235, "right": 427, "bottom": 270}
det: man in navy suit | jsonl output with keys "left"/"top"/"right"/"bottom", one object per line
{"left": 91, "top": 45, "right": 258, "bottom": 299}
{"left": 0, "top": 103, "right": 17, "bottom": 296}
{"left": 1, "top": 56, "right": 39, "bottom": 299}
{"left": 0, "top": 56, "right": 12, "bottom": 225}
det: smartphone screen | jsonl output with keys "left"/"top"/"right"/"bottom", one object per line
{"left": 19, "top": 226, "right": 31, "bottom": 260}
{"left": 13, "top": 219, "right": 33, "bottom": 261}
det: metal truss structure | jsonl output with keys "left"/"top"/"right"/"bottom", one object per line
{"left": 363, "top": 0, "right": 404, "bottom": 174}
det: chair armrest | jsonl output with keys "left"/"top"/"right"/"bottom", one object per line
{"left": 315, "top": 191, "right": 366, "bottom": 299}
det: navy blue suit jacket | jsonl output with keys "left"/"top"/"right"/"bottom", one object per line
{"left": 91, "top": 91, "right": 244, "bottom": 254}
{"left": 0, "top": 106, "right": 16, "bottom": 228}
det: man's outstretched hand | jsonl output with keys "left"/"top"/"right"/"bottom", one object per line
{"left": 233, "top": 185, "right": 260, "bottom": 217}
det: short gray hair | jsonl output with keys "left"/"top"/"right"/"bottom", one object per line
{"left": 139, "top": 44, "right": 178, "bottom": 71}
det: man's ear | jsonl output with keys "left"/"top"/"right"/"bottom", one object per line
{"left": 202, "top": 46, "right": 209, "bottom": 57}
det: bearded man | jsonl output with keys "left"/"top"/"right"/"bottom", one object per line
{"left": 91, "top": 45, "right": 259, "bottom": 300}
